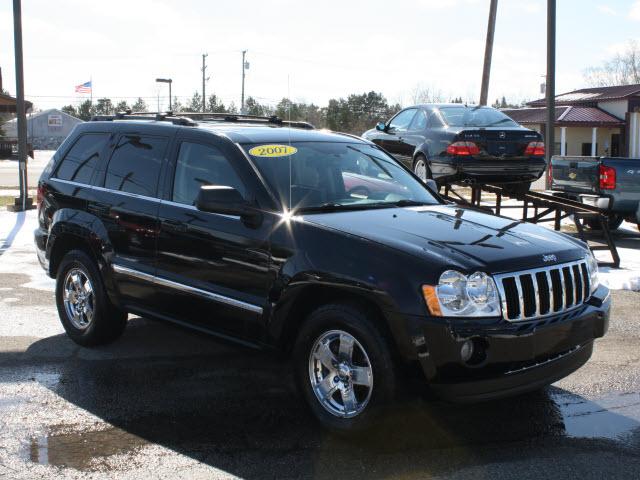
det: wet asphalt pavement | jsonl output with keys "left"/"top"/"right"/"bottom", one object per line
{"left": 1, "top": 226, "right": 640, "bottom": 478}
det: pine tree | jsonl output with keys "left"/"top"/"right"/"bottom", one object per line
{"left": 206, "top": 94, "right": 226, "bottom": 113}
{"left": 77, "top": 100, "right": 95, "bottom": 121}
{"left": 61, "top": 105, "right": 78, "bottom": 118}
{"left": 187, "top": 92, "right": 203, "bottom": 112}
{"left": 131, "top": 97, "right": 148, "bottom": 112}
{"left": 115, "top": 101, "right": 129, "bottom": 112}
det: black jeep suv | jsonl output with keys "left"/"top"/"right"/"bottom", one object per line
{"left": 35, "top": 112, "right": 610, "bottom": 432}
{"left": 362, "top": 104, "right": 547, "bottom": 192}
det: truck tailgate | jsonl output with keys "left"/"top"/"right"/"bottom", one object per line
{"left": 550, "top": 156, "right": 599, "bottom": 194}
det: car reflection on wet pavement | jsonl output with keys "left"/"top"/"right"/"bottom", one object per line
{"left": 1, "top": 292, "right": 640, "bottom": 478}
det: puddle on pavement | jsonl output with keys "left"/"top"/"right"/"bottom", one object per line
{"left": 24, "top": 426, "right": 148, "bottom": 471}
{"left": 553, "top": 390, "right": 640, "bottom": 441}
{"left": 19, "top": 391, "right": 640, "bottom": 471}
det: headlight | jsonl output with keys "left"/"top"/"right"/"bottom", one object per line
{"left": 422, "top": 270, "right": 501, "bottom": 317}
{"left": 585, "top": 251, "right": 599, "bottom": 294}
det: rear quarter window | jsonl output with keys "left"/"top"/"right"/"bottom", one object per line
{"left": 104, "top": 134, "right": 168, "bottom": 197}
{"left": 54, "top": 133, "right": 110, "bottom": 184}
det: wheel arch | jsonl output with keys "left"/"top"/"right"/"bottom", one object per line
{"left": 47, "top": 209, "right": 120, "bottom": 305}
{"left": 270, "top": 282, "right": 409, "bottom": 364}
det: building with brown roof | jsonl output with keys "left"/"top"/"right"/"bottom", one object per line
{"left": 0, "top": 67, "right": 33, "bottom": 122}
{"left": 503, "top": 84, "right": 640, "bottom": 157}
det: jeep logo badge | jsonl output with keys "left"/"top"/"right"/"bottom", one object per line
{"left": 542, "top": 254, "right": 558, "bottom": 263}
{"left": 499, "top": 131, "right": 506, "bottom": 139}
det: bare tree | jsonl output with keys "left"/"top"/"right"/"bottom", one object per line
{"left": 584, "top": 40, "right": 640, "bottom": 86}
{"left": 410, "top": 83, "right": 445, "bottom": 105}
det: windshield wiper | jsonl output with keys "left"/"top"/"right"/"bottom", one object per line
{"left": 296, "top": 202, "right": 360, "bottom": 213}
{"left": 390, "top": 199, "right": 431, "bottom": 207}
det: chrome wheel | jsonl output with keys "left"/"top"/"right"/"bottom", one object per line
{"left": 414, "top": 158, "right": 428, "bottom": 181}
{"left": 308, "top": 329, "right": 373, "bottom": 418}
{"left": 63, "top": 268, "right": 94, "bottom": 330}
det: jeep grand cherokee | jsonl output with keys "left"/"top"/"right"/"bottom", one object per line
{"left": 35, "top": 112, "right": 610, "bottom": 432}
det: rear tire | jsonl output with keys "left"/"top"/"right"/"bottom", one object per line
{"left": 583, "top": 214, "right": 624, "bottom": 231}
{"left": 293, "top": 303, "right": 397, "bottom": 433}
{"left": 413, "top": 155, "right": 431, "bottom": 181}
{"left": 503, "top": 181, "right": 532, "bottom": 195}
{"left": 55, "top": 250, "right": 127, "bottom": 346}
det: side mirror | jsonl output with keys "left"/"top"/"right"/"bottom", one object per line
{"left": 195, "top": 186, "right": 261, "bottom": 226}
{"left": 375, "top": 122, "right": 387, "bottom": 132}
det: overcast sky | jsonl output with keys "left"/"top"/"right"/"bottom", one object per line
{"left": 1, "top": 0, "right": 639, "bottom": 112}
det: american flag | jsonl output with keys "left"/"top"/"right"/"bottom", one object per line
{"left": 75, "top": 81, "right": 92, "bottom": 94}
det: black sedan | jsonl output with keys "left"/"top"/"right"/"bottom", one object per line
{"left": 363, "top": 104, "right": 547, "bottom": 192}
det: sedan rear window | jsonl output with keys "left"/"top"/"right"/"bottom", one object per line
{"left": 439, "top": 106, "right": 518, "bottom": 128}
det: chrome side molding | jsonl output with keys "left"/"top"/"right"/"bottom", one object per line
{"left": 112, "top": 264, "right": 263, "bottom": 314}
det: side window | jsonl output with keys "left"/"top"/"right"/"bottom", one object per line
{"left": 105, "top": 135, "right": 167, "bottom": 197}
{"left": 54, "top": 133, "right": 109, "bottom": 184}
{"left": 172, "top": 142, "right": 246, "bottom": 206}
{"left": 409, "top": 110, "right": 427, "bottom": 130}
{"left": 388, "top": 109, "right": 417, "bottom": 131}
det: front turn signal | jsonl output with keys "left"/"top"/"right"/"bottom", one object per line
{"left": 422, "top": 285, "right": 442, "bottom": 317}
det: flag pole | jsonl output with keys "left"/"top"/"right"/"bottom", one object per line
{"left": 90, "top": 75, "right": 92, "bottom": 105}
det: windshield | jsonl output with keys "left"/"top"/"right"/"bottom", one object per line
{"left": 438, "top": 106, "right": 518, "bottom": 128}
{"left": 243, "top": 142, "right": 438, "bottom": 212}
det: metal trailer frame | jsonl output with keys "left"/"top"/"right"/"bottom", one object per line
{"left": 440, "top": 183, "right": 620, "bottom": 268}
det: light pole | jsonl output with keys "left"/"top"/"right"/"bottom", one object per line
{"left": 10, "top": 0, "right": 32, "bottom": 211}
{"left": 155, "top": 78, "right": 172, "bottom": 112}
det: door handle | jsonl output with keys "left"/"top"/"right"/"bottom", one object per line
{"left": 162, "top": 219, "right": 188, "bottom": 233}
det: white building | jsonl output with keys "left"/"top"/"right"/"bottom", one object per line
{"left": 504, "top": 84, "right": 640, "bottom": 157}
{"left": 3, "top": 108, "right": 83, "bottom": 150}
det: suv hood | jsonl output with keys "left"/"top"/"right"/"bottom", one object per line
{"left": 301, "top": 204, "right": 586, "bottom": 274}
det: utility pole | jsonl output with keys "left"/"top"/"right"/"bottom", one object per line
{"left": 241, "top": 50, "right": 247, "bottom": 113}
{"left": 479, "top": 0, "right": 498, "bottom": 106}
{"left": 10, "top": 0, "right": 32, "bottom": 211}
{"left": 202, "top": 53, "right": 209, "bottom": 113}
{"left": 545, "top": 0, "right": 556, "bottom": 186}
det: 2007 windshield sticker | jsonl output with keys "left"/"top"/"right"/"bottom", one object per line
{"left": 248, "top": 144, "right": 298, "bottom": 157}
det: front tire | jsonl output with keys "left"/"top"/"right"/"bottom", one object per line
{"left": 56, "top": 250, "right": 127, "bottom": 346}
{"left": 293, "top": 303, "right": 396, "bottom": 433}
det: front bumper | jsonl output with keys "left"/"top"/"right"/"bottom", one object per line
{"left": 402, "top": 285, "right": 610, "bottom": 402}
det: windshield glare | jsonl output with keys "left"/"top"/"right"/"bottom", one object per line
{"left": 438, "top": 106, "right": 518, "bottom": 128}
{"left": 243, "top": 142, "right": 438, "bottom": 212}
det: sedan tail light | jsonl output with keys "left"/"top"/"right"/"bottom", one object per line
{"left": 524, "top": 141, "right": 545, "bottom": 156}
{"left": 599, "top": 164, "right": 616, "bottom": 190}
{"left": 447, "top": 141, "right": 480, "bottom": 156}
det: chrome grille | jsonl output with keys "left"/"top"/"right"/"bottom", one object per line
{"left": 494, "top": 260, "right": 590, "bottom": 321}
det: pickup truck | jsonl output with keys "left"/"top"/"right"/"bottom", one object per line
{"left": 549, "top": 155, "right": 640, "bottom": 230}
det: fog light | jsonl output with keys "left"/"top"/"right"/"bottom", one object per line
{"left": 460, "top": 339, "right": 474, "bottom": 363}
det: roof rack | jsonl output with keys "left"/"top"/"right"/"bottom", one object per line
{"left": 176, "top": 111, "right": 315, "bottom": 130}
{"left": 90, "top": 111, "right": 315, "bottom": 130}
{"left": 90, "top": 111, "right": 196, "bottom": 126}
